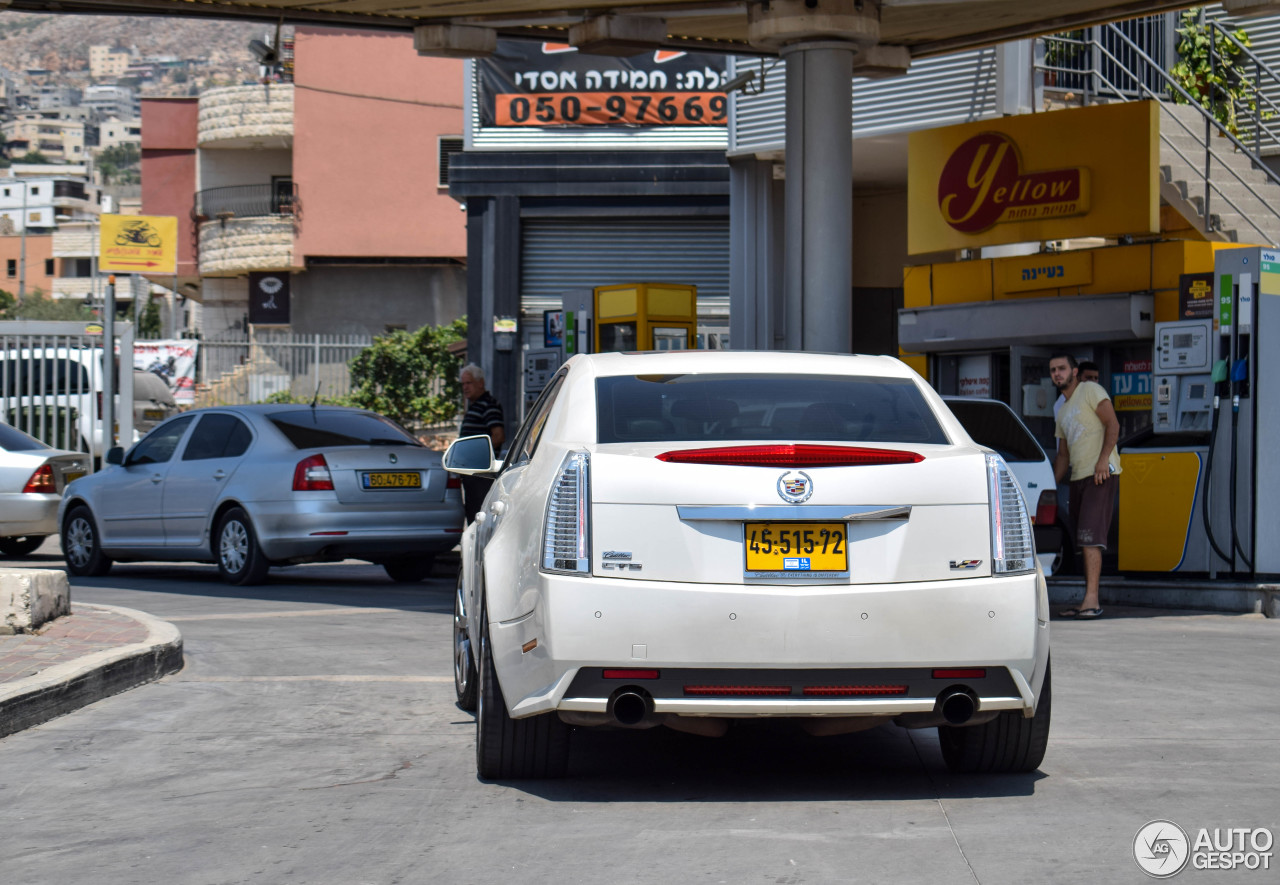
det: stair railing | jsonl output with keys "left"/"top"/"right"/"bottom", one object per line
{"left": 1040, "top": 21, "right": 1280, "bottom": 245}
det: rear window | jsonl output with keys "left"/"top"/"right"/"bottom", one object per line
{"left": 595, "top": 374, "right": 948, "bottom": 445}
{"left": 946, "top": 399, "right": 1045, "bottom": 462}
{"left": 268, "top": 409, "right": 421, "bottom": 449}
{"left": 0, "top": 423, "right": 50, "bottom": 452}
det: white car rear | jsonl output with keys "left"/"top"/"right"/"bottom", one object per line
{"left": 446, "top": 352, "right": 1051, "bottom": 779}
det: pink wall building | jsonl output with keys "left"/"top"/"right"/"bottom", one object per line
{"left": 141, "top": 28, "right": 467, "bottom": 338}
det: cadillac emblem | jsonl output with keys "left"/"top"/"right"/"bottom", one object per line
{"left": 777, "top": 470, "right": 813, "bottom": 504}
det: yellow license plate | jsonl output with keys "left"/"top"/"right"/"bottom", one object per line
{"left": 65, "top": 472, "right": 85, "bottom": 483}
{"left": 362, "top": 471, "right": 421, "bottom": 489}
{"left": 143, "top": 409, "right": 166, "bottom": 421}
{"left": 744, "top": 522, "right": 848, "bottom": 573}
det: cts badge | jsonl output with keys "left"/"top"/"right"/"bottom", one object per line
{"left": 777, "top": 470, "right": 813, "bottom": 504}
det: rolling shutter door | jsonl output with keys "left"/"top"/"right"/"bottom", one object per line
{"left": 520, "top": 218, "right": 730, "bottom": 319}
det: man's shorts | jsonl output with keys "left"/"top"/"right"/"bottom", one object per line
{"left": 1069, "top": 475, "right": 1118, "bottom": 549}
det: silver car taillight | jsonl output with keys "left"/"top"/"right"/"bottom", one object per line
{"left": 542, "top": 451, "right": 590, "bottom": 574}
{"left": 986, "top": 453, "right": 1035, "bottom": 575}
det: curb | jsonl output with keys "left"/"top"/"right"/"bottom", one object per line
{"left": 1047, "top": 577, "right": 1279, "bottom": 617}
{"left": 0, "top": 603, "right": 184, "bottom": 739}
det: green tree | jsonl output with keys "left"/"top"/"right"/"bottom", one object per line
{"left": 0, "top": 288, "right": 15, "bottom": 317}
{"left": 138, "top": 294, "right": 162, "bottom": 338}
{"left": 17, "top": 150, "right": 49, "bottom": 164}
{"left": 8, "top": 290, "right": 95, "bottom": 321}
{"left": 348, "top": 318, "right": 467, "bottom": 431}
{"left": 1170, "top": 10, "right": 1262, "bottom": 136}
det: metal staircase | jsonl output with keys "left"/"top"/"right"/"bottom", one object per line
{"left": 1040, "top": 18, "right": 1280, "bottom": 247}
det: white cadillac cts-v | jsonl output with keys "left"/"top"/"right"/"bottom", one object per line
{"left": 445, "top": 351, "right": 1051, "bottom": 779}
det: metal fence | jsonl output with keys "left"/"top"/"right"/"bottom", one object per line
{"left": 195, "top": 329, "right": 372, "bottom": 406}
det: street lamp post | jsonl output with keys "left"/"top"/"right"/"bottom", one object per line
{"left": 17, "top": 179, "right": 27, "bottom": 303}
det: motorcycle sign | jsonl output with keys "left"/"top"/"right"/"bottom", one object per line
{"left": 100, "top": 214, "right": 178, "bottom": 274}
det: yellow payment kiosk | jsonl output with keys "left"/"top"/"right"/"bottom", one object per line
{"left": 585, "top": 283, "right": 698, "bottom": 354}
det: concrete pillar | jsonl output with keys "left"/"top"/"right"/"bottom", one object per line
{"left": 749, "top": 0, "right": 879, "bottom": 353}
{"left": 782, "top": 44, "right": 853, "bottom": 352}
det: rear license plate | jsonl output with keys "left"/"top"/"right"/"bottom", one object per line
{"left": 65, "top": 472, "right": 85, "bottom": 483}
{"left": 744, "top": 522, "right": 848, "bottom": 574}
{"left": 361, "top": 471, "right": 421, "bottom": 489}
{"left": 143, "top": 409, "right": 166, "bottom": 421}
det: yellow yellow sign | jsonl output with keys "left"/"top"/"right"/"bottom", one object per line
{"left": 909, "top": 103, "right": 1159, "bottom": 254}
{"left": 99, "top": 214, "right": 178, "bottom": 274}
{"left": 998, "top": 250, "right": 1093, "bottom": 293}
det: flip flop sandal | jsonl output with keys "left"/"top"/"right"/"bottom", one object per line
{"left": 1075, "top": 607, "right": 1104, "bottom": 619}
{"left": 1058, "top": 608, "right": 1081, "bottom": 617}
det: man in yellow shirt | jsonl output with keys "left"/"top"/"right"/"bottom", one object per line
{"left": 1050, "top": 353, "right": 1121, "bottom": 619}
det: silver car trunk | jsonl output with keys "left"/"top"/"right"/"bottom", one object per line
{"left": 588, "top": 445, "right": 993, "bottom": 584}
{"left": 323, "top": 447, "right": 448, "bottom": 505}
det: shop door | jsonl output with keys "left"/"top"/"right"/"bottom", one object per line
{"left": 1011, "top": 345, "right": 1063, "bottom": 457}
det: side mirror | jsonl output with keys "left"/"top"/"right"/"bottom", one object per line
{"left": 105, "top": 446, "right": 125, "bottom": 466}
{"left": 443, "top": 435, "right": 497, "bottom": 475}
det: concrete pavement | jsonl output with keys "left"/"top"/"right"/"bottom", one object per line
{"left": 0, "top": 601, "right": 183, "bottom": 738}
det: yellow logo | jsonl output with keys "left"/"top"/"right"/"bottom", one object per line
{"left": 99, "top": 214, "right": 178, "bottom": 274}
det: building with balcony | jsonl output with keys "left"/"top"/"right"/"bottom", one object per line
{"left": 141, "top": 26, "right": 467, "bottom": 338}
{"left": 2, "top": 113, "right": 86, "bottom": 163}
{"left": 0, "top": 168, "right": 102, "bottom": 234}
{"left": 84, "top": 85, "right": 139, "bottom": 122}
{"left": 89, "top": 45, "right": 131, "bottom": 80}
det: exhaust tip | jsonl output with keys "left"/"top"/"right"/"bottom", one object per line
{"left": 939, "top": 689, "right": 977, "bottom": 725}
{"left": 608, "top": 688, "right": 652, "bottom": 726}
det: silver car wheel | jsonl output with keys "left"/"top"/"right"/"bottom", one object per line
{"left": 455, "top": 591, "right": 472, "bottom": 696}
{"left": 65, "top": 517, "right": 94, "bottom": 569}
{"left": 220, "top": 519, "right": 249, "bottom": 574}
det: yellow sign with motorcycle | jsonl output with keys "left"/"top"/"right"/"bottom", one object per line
{"left": 99, "top": 214, "right": 178, "bottom": 274}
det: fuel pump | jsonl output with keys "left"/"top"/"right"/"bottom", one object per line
{"left": 559, "top": 283, "right": 699, "bottom": 357}
{"left": 1118, "top": 245, "right": 1280, "bottom": 577}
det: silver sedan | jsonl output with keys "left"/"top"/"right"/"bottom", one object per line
{"left": 58, "top": 404, "right": 463, "bottom": 584}
{"left": 0, "top": 423, "right": 87, "bottom": 558}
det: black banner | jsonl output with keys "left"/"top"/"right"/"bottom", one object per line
{"left": 249, "top": 272, "right": 291, "bottom": 325}
{"left": 477, "top": 41, "right": 728, "bottom": 128}
{"left": 1179, "top": 272, "right": 1214, "bottom": 320}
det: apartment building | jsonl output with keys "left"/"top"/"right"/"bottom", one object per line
{"left": 89, "top": 45, "right": 131, "bottom": 80}
{"left": 141, "top": 27, "right": 467, "bottom": 338}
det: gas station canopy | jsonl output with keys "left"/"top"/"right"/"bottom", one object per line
{"left": 4, "top": 0, "right": 1203, "bottom": 58}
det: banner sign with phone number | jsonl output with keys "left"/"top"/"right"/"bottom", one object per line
{"left": 477, "top": 41, "right": 728, "bottom": 128}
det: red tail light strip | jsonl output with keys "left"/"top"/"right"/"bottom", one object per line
{"left": 802, "top": 685, "right": 908, "bottom": 696}
{"left": 293, "top": 454, "right": 334, "bottom": 491}
{"left": 657, "top": 444, "right": 923, "bottom": 467}
{"left": 684, "top": 685, "right": 792, "bottom": 696}
{"left": 932, "top": 668, "right": 987, "bottom": 679}
{"left": 603, "top": 669, "right": 660, "bottom": 680}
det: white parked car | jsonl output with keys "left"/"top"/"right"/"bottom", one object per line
{"left": 943, "top": 396, "right": 1066, "bottom": 576}
{"left": 445, "top": 351, "right": 1051, "bottom": 779}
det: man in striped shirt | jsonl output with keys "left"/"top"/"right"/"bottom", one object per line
{"left": 458, "top": 363, "right": 505, "bottom": 523}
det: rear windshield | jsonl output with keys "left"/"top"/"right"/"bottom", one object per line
{"left": 0, "top": 423, "right": 51, "bottom": 452}
{"left": 595, "top": 373, "right": 948, "bottom": 445}
{"left": 268, "top": 409, "right": 422, "bottom": 449}
{"left": 946, "top": 399, "right": 1045, "bottom": 462}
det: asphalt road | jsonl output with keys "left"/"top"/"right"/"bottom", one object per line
{"left": 1, "top": 539, "right": 1277, "bottom": 884}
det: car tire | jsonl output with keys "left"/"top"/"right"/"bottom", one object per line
{"left": 0, "top": 535, "right": 47, "bottom": 557}
{"left": 216, "top": 507, "right": 270, "bottom": 586}
{"left": 454, "top": 573, "right": 478, "bottom": 711}
{"left": 939, "top": 658, "right": 1051, "bottom": 774}
{"left": 475, "top": 605, "right": 569, "bottom": 779}
{"left": 61, "top": 507, "right": 112, "bottom": 577}
{"left": 383, "top": 556, "right": 435, "bottom": 583}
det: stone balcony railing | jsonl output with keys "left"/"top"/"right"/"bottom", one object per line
{"left": 198, "top": 84, "right": 294, "bottom": 148}
{"left": 198, "top": 215, "right": 294, "bottom": 276}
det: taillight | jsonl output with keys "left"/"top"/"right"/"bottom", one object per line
{"left": 1035, "top": 489, "right": 1057, "bottom": 526}
{"left": 656, "top": 444, "right": 923, "bottom": 467}
{"left": 22, "top": 465, "right": 55, "bottom": 494}
{"left": 986, "top": 454, "right": 1035, "bottom": 575}
{"left": 603, "top": 669, "right": 660, "bottom": 680}
{"left": 293, "top": 454, "right": 334, "bottom": 491}
{"left": 446, "top": 476, "right": 461, "bottom": 490}
{"left": 542, "top": 451, "right": 589, "bottom": 574}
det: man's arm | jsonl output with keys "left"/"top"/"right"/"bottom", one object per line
{"left": 1093, "top": 398, "right": 1120, "bottom": 485}
{"left": 1054, "top": 438, "right": 1070, "bottom": 485}
{"left": 489, "top": 424, "right": 506, "bottom": 449}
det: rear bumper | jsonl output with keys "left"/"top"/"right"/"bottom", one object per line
{"left": 490, "top": 571, "right": 1050, "bottom": 718}
{"left": 0, "top": 492, "right": 60, "bottom": 537}
{"left": 248, "top": 499, "right": 464, "bottom": 562}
